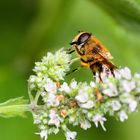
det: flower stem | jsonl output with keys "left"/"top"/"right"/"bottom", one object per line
{"left": 0, "top": 97, "right": 30, "bottom": 118}
{"left": 0, "top": 104, "right": 30, "bottom": 118}
{"left": 34, "top": 91, "right": 41, "bottom": 105}
{"left": 28, "top": 85, "right": 34, "bottom": 103}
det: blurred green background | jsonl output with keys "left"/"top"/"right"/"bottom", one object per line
{"left": 0, "top": 0, "right": 140, "bottom": 140}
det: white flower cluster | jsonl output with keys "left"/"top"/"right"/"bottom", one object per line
{"left": 28, "top": 48, "right": 140, "bottom": 140}
{"left": 28, "top": 48, "right": 71, "bottom": 90}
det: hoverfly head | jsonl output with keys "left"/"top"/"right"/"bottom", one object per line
{"left": 77, "top": 32, "right": 91, "bottom": 45}
{"left": 70, "top": 32, "right": 91, "bottom": 47}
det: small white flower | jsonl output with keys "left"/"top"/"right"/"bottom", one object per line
{"left": 70, "top": 80, "right": 77, "bottom": 89}
{"left": 29, "top": 75, "right": 36, "bottom": 83}
{"left": 39, "top": 125, "right": 46, "bottom": 130}
{"left": 80, "top": 120, "right": 91, "bottom": 130}
{"left": 41, "top": 91, "right": 46, "bottom": 97}
{"left": 110, "top": 100, "right": 121, "bottom": 111}
{"left": 65, "top": 131, "right": 77, "bottom": 140}
{"left": 36, "top": 130, "right": 48, "bottom": 140}
{"left": 33, "top": 114, "right": 41, "bottom": 124}
{"left": 36, "top": 77, "right": 42, "bottom": 83}
{"left": 75, "top": 89, "right": 88, "bottom": 103}
{"left": 128, "top": 99, "right": 137, "bottom": 112}
{"left": 47, "top": 93, "right": 60, "bottom": 107}
{"left": 48, "top": 118, "right": 60, "bottom": 128}
{"left": 48, "top": 110, "right": 60, "bottom": 127}
{"left": 120, "top": 93, "right": 130, "bottom": 103}
{"left": 55, "top": 48, "right": 71, "bottom": 65}
{"left": 90, "top": 81, "right": 96, "bottom": 88}
{"left": 80, "top": 100, "right": 95, "bottom": 109}
{"left": 55, "top": 68, "right": 65, "bottom": 80}
{"left": 120, "top": 67, "right": 131, "bottom": 80}
{"left": 114, "top": 70, "right": 121, "bottom": 79}
{"left": 34, "top": 119, "right": 41, "bottom": 124}
{"left": 119, "top": 111, "right": 128, "bottom": 122}
{"left": 121, "top": 80, "right": 135, "bottom": 93}
{"left": 92, "top": 114, "right": 107, "bottom": 131}
{"left": 69, "top": 118, "right": 75, "bottom": 123}
{"left": 134, "top": 73, "right": 140, "bottom": 79}
{"left": 44, "top": 78, "right": 57, "bottom": 94}
{"left": 42, "top": 119, "right": 48, "bottom": 124}
{"left": 103, "top": 88, "right": 118, "bottom": 97}
{"left": 34, "top": 119, "right": 42, "bottom": 125}
{"left": 102, "top": 81, "right": 118, "bottom": 97}
{"left": 59, "top": 82, "right": 71, "bottom": 93}
{"left": 120, "top": 93, "right": 137, "bottom": 112}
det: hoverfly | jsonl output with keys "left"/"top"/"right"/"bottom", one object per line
{"left": 68, "top": 31, "right": 117, "bottom": 82}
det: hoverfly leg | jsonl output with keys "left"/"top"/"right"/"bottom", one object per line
{"left": 90, "top": 64, "right": 98, "bottom": 82}
{"left": 108, "top": 62, "right": 117, "bottom": 77}
{"left": 66, "top": 66, "right": 81, "bottom": 76}
{"left": 92, "top": 71, "right": 96, "bottom": 81}
{"left": 98, "top": 66, "right": 103, "bottom": 83}
{"left": 67, "top": 50, "right": 75, "bottom": 54}
{"left": 98, "top": 73, "right": 103, "bottom": 83}
{"left": 111, "top": 69, "right": 115, "bottom": 77}
{"left": 106, "top": 69, "right": 110, "bottom": 77}
{"left": 66, "top": 48, "right": 75, "bottom": 54}
{"left": 97, "top": 63, "right": 103, "bottom": 83}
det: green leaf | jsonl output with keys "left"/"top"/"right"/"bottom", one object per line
{"left": 91, "top": 0, "right": 140, "bottom": 31}
{"left": 0, "top": 97, "right": 29, "bottom": 118}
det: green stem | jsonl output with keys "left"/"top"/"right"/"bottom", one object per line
{"left": 34, "top": 91, "right": 41, "bottom": 105}
{"left": 28, "top": 85, "right": 34, "bottom": 103}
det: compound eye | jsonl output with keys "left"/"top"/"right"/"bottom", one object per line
{"left": 77, "top": 32, "right": 91, "bottom": 45}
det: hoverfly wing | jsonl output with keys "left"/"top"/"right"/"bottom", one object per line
{"left": 92, "top": 45, "right": 111, "bottom": 61}
{"left": 92, "top": 37, "right": 113, "bottom": 60}
{"left": 92, "top": 44, "right": 117, "bottom": 68}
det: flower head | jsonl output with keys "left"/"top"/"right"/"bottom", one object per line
{"left": 28, "top": 48, "right": 140, "bottom": 140}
